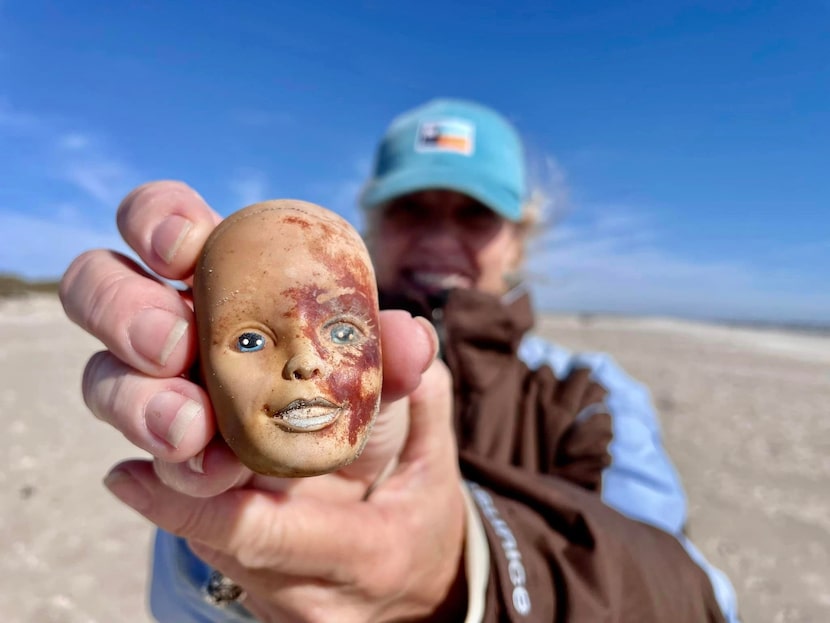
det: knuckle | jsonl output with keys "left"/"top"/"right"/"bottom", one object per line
{"left": 59, "top": 250, "right": 103, "bottom": 326}
{"left": 82, "top": 353, "right": 155, "bottom": 451}
{"left": 81, "top": 351, "right": 136, "bottom": 426}
{"left": 84, "top": 265, "right": 132, "bottom": 338}
{"left": 116, "top": 180, "right": 190, "bottom": 229}
{"left": 233, "top": 543, "right": 266, "bottom": 570}
{"left": 232, "top": 496, "right": 286, "bottom": 570}
{"left": 117, "top": 180, "right": 199, "bottom": 233}
{"left": 234, "top": 528, "right": 280, "bottom": 570}
{"left": 168, "top": 499, "right": 211, "bottom": 539}
{"left": 302, "top": 605, "right": 344, "bottom": 623}
{"left": 60, "top": 249, "right": 136, "bottom": 340}
{"left": 115, "top": 182, "right": 154, "bottom": 227}
{"left": 115, "top": 181, "right": 218, "bottom": 282}
{"left": 81, "top": 351, "right": 115, "bottom": 419}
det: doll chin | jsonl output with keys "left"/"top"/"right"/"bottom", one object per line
{"left": 241, "top": 451, "right": 358, "bottom": 478}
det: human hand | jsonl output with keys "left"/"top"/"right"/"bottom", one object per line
{"left": 60, "top": 181, "right": 435, "bottom": 496}
{"left": 60, "top": 181, "right": 467, "bottom": 621}
{"left": 107, "top": 358, "right": 465, "bottom": 623}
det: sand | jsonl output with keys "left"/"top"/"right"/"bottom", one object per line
{"left": 1, "top": 295, "right": 828, "bottom": 622}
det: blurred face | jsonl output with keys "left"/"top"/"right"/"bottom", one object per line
{"left": 368, "top": 190, "right": 523, "bottom": 299}
{"left": 194, "top": 202, "right": 382, "bottom": 477}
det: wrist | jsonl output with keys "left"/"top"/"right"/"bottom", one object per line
{"left": 421, "top": 551, "right": 468, "bottom": 621}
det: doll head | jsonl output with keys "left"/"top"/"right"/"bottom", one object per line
{"left": 193, "top": 200, "right": 382, "bottom": 477}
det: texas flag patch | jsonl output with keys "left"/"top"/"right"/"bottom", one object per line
{"left": 415, "top": 119, "right": 475, "bottom": 155}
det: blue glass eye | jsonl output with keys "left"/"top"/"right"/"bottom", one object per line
{"left": 329, "top": 323, "right": 360, "bottom": 345}
{"left": 237, "top": 332, "right": 265, "bottom": 352}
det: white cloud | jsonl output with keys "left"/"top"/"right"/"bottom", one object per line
{"left": 0, "top": 98, "right": 172, "bottom": 302}
{"left": 304, "top": 156, "right": 371, "bottom": 229}
{"left": 53, "top": 131, "right": 139, "bottom": 206}
{"left": 0, "top": 99, "right": 41, "bottom": 132}
{"left": 57, "top": 132, "right": 92, "bottom": 150}
{"left": 527, "top": 206, "right": 830, "bottom": 325}
{"left": 0, "top": 100, "right": 141, "bottom": 278}
{"left": 229, "top": 168, "right": 269, "bottom": 207}
{"left": 60, "top": 160, "right": 135, "bottom": 206}
{"left": 0, "top": 210, "right": 131, "bottom": 279}
{"left": 0, "top": 101, "right": 140, "bottom": 207}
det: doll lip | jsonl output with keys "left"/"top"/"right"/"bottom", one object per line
{"left": 272, "top": 398, "right": 342, "bottom": 432}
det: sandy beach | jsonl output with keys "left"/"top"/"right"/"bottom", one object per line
{"left": 1, "top": 295, "right": 828, "bottom": 622}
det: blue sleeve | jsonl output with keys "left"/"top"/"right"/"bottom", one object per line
{"left": 519, "top": 335, "right": 741, "bottom": 622}
{"left": 584, "top": 353, "right": 688, "bottom": 533}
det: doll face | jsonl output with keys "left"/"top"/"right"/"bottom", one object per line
{"left": 194, "top": 201, "right": 382, "bottom": 477}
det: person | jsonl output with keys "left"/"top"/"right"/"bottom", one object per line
{"left": 60, "top": 98, "right": 740, "bottom": 622}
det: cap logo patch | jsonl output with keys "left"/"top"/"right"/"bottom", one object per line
{"left": 415, "top": 118, "right": 475, "bottom": 155}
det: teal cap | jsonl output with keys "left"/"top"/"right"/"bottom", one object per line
{"left": 359, "top": 98, "right": 527, "bottom": 222}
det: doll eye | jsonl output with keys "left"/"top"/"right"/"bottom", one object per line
{"left": 329, "top": 323, "right": 361, "bottom": 345}
{"left": 237, "top": 332, "right": 265, "bottom": 352}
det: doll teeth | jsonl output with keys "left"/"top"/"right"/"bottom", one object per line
{"left": 273, "top": 398, "right": 342, "bottom": 432}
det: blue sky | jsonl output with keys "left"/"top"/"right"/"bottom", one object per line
{"left": 1, "top": 1, "right": 828, "bottom": 325}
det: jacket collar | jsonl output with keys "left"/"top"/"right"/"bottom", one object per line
{"left": 379, "top": 286, "right": 535, "bottom": 390}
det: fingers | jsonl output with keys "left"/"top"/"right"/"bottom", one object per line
{"left": 61, "top": 251, "right": 197, "bottom": 377}
{"left": 336, "top": 312, "right": 437, "bottom": 484}
{"left": 102, "top": 352, "right": 464, "bottom": 621}
{"left": 116, "top": 181, "right": 222, "bottom": 282}
{"left": 83, "top": 351, "right": 215, "bottom": 462}
{"left": 398, "top": 358, "right": 456, "bottom": 467}
{"left": 104, "top": 460, "right": 384, "bottom": 579}
{"left": 363, "top": 355, "right": 458, "bottom": 506}
{"left": 152, "top": 439, "right": 252, "bottom": 497}
{"left": 61, "top": 181, "right": 220, "bottom": 375}
{"left": 83, "top": 351, "right": 255, "bottom": 496}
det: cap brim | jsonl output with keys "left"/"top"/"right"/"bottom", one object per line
{"left": 359, "top": 166, "right": 523, "bottom": 222}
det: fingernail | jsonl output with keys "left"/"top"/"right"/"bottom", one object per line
{"left": 152, "top": 214, "right": 193, "bottom": 264}
{"left": 145, "top": 392, "right": 202, "bottom": 448}
{"left": 188, "top": 449, "right": 206, "bottom": 474}
{"left": 129, "top": 308, "right": 189, "bottom": 366}
{"left": 104, "top": 469, "right": 151, "bottom": 513}
{"left": 413, "top": 316, "right": 439, "bottom": 362}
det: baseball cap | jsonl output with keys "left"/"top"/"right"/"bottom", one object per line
{"left": 359, "top": 98, "right": 527, "bottom": 222}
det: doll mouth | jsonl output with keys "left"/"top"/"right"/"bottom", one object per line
{"left": 272, "top": 398, "right": 342, "bottom": 432}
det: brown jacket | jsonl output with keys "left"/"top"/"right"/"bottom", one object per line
{"left": 381, "top": 287, "right": 725, "bottom": 622}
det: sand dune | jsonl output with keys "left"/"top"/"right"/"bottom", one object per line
{"left": 2, "top": 295, "right": 828, "bottom": 622}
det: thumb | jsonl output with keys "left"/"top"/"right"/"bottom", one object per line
{"left": 337, "top": 312, "right": 438, "bottom": 485}
{"left": 398, "top": 358, "right": 456, "bottom": 468}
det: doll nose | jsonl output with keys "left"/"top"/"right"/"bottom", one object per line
{"left": 283, "top": 350, "right": 326, "bottom": 380}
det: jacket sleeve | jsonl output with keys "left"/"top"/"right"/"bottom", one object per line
{"left": 535, "top": 365, "right": 613, "bottom": 492}
{"left": 459, "top": 452, "right": 726, "bottom": 623}
{"left": 519, "top": 336, "right": 688, "bottom": 534}
{"left": 582, "top": 352, "right": 689, "bottom": 533}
